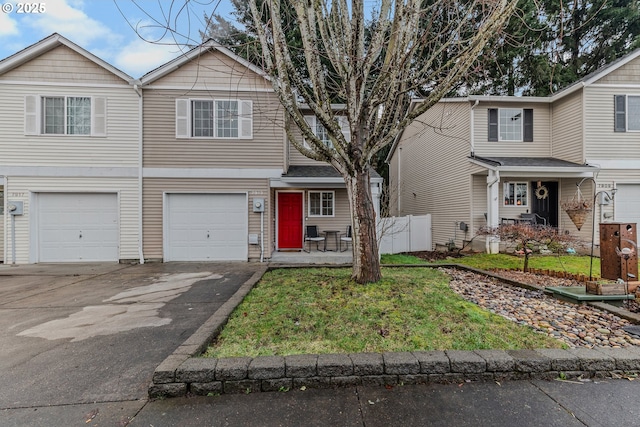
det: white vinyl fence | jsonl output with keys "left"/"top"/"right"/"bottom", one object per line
{"left": 378, "top": 214, "right": 432, "bottom": 254}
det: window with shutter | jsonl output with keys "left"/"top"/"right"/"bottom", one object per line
{"left": 488, "top": 108, "right": 533, "bottom": 142}
{"left": 523, "top": 109, "right": 533, "bottom": 142}
{"left": 178, "top": 99, "right": 252, "bottom": 139}
{"left": 488, "top": 108, "right": 498, "bottom": 141}
{"left": 615, "top": 95, "right": 626, "bottom": 132}
{"left": 25, "top": 95, "right": 103, "bottom": 136}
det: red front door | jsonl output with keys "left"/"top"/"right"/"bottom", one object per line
{"left": 278, "top": 192, "right": 303, "bottom": 249}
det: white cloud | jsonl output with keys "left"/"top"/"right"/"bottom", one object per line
{"left": 22, "top": 0, "right": 120, "bottom": 47}
{"left": 112, "top": 38, "right": 185, "bottom": 77}
{"left": 0, "top": 11, "right": 19, "bottom": 36}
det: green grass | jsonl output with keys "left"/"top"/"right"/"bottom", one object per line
{"left": 381, "top": 252, "right": 601, "bottom": 276}
{"left": 204, "top": 267, "right": 563, "bottom": 358}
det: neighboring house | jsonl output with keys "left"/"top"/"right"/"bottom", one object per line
{"left": 388, "top": 49, "right": 640, "bottom": 252}
{"left": 0, "top": 34, "right": 141, "bottom": 264}
{"left": 139, "top": 40, "right": 382, "bottom": 262}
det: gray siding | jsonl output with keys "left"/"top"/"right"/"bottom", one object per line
{"left": 584, "top": 86, "right": 640, "bottom": 160}
{"left": 474, "top": 102, "right": 552, "bottom": 157}
{"left": 594, "top": 56, "right": 640, "bottom": 84}
{"left": 391, "top": 101, "right": 472, "bottom": 248}
{"left": 142, "top": 178, "right": 270, "bottom": 261}
{"left": 551, "top": 89, "right": 584, "bottom": 163}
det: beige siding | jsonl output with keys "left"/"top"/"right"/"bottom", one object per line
{"left": 142, "top": 89, "right": 285, "bottom": 168}
{"left": 551, "top": 90, "right": 584, "bottom": 163}
{"left": 4, "top": 177, "right": 139, "bottom": 264}
{"left": 392, "top": 101, "right": 472, "bottom": 248}
{"left": 558, "top": 178, "right": 593, "bottom": 242}
{"left": 594, "top": 56, "right": 640, "bottom": 84}
{"left": 474, "top": 102, "right": 552, "bottom": 157}
{"left": 0, "top": 84, "right": 139, "bottom": 166}
{"left": 0, "top": 46, "right": 126, "bottom": 84}
{"left": 584, "top": 86, "right": 640, "bottom": 160}
{"left": 471, "top": 174, "right": 488, "bottom": 232}
{"left": 0, "top": 214, "right": 3, "bottom": 262}
{"left": 152, "top": 50, "right": 272, "bottom": 90}
{"left": 142, "top": 178, "right": 270, "bottom": 261}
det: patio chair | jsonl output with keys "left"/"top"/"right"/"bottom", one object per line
{"left": 304, "top": 225, "right": 325, "bottom": 252}
{"left": 520, "top": 213, "right": 547, "bottom": 226}
{"left": 340, "top": 226, "right": 352, "bottom": 252}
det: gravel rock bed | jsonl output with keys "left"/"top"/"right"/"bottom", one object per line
{"left": 443, "top": 268, "right": 640, "bottom": 348}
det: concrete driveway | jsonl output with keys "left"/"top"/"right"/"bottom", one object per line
{"left": 0, "top": 262, "right": 260, "bottom": 426}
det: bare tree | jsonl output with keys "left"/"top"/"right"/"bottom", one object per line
{"left": 478, "top": 224, "right": 580, "bottom": 272}
{"left": 249, "top": 0, "right": 517, "bottom": 283}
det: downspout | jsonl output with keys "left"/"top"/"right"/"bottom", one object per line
{"left": 397, "top": 147, "right": 402, "bottom": 214}
{"left": 134, "top": 83, "right": 145, "bottom": 264}
{"left": 470, "top": 99, "right": 479, "bottom": 156}
{"left": 2, "top": 175, "right": 5, "bottom": 264}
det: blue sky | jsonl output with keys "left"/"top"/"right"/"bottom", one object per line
{"left": 0, "top": 0, "right": 235, "bottom": 77}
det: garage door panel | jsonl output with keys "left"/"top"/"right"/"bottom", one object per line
{"left": 616, "top": 185, "right": 640, "bottom": 224}
{"left": 166, "top": 194, "right": 247, "bottom": 261}
{"left": 38, "top": 193, "right": 119, "bottom": 262}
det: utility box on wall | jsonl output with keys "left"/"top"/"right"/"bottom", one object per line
{"left": 600, "top": 223, "right": 638, "bottom": 281}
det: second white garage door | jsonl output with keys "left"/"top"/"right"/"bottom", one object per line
{"left": 616, "top": 184, "right": 640, "bottom": 224}
{"left": 38, "top": 193, "right": 119, "bottom": 262}
{"left": 165, "top": 193, "right": 248, "bottom": 261}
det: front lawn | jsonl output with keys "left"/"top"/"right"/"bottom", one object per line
{"left": 382, "top": 252, "right": 601, "bottom": 276}
{"left": 204, "top": 267, "right": 563, "bottom": 358}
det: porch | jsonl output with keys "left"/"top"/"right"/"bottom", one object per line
{"left": 268, "top": 249, "right": 352, "bottom": 265}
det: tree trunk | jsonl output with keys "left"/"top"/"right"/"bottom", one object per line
{"left": 344, "top": 169, "right": 381, "bottom": 284}
{"left": 523, "top": 252, "right": 530, "bottom": 273}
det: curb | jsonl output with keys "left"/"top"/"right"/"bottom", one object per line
{"left": 149, "top": 348, "right": 640, "bottom": 398}
{"left": 148, "top": 263, "right": 640, "bottom": 398}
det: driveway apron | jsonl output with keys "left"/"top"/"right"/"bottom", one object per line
{"left": 0, "top": 262, "right": 256, "bottom": 410}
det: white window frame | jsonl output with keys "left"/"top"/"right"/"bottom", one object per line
{"left": 498, "top": 108, "right": 523, "bottom": 142}
{"left": 303, "top": 115, "right": 350, "bottom": 149}
{"left": 308, "top": 191, "right": 335, "bottom": 217}
{"left": 24, "top": 95, "right": 106, "bottom": 137}
{"left": 176, "top": 98, "right": 252, "bottom": 139}
{"left": 503, "top": 182, "right": 528, "bottom": 207}
{"left": 628, "top": 95, "right": 640, "bottom": 131}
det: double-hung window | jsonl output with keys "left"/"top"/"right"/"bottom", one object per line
{"left": 175, "top": 98, "right": 253, "bottom": 139}
{"left": 488, "top": 108, "right": 533, "bottom": 142}
{"left": 303, "top": 115, "right": 350, "bottom": 149}
{"left": 614, "top": 95, "right": 640, "bottom": 132}
{"left": 24, "top": 95, "right": 106, "bottom": 136}
{"left": 308, "top": 191, "right": 334, "bottom": 217}
{"left": 504, "top": 182, "right": 528, "bottom": 206}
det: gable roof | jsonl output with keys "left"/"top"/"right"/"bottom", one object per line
{"left": 0, "top": 33, "right": 133, "bottom": 82}
{"left": 139, "top": 39, "right": 270, "bottom": 85}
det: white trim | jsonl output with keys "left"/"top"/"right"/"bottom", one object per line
{"left": 140, "top": 40, "right": 270, "bottom": 85}
{"left": 0, "top": 80, "right": 134, "bottom": 89}
{"left": 275, "top": 190, "right": 304, "bottom": 250}
{"left": 0, "top": 166, "right": 137, "bottom": 177}
{"left": 0, "top": 34, "right": 132, "bottom": 81}
{"left": 307, "top": 190, "right": 336, "bottom": 218}
{"left": 586, "top": 159, "right": 640, "bottom": 170}
{"left": 142, "top": 84, "right": 273, "bottom": 92}
{"left": 144, "top": 168, "right": 282, "bottom": 179}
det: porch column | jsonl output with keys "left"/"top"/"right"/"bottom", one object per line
{"left": 486, "top": 169, "right": 500, "bottom": 254}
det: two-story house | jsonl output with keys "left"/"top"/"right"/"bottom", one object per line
{"left": 138, "top": 40, "right": 382, "bottom": 262}
{"left": 387, "top": 49, "right": 640, "bottom": 252}
{"left": 0, "top": 34, "right": 141, "bottom": 264}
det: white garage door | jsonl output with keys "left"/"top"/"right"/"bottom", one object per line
{"left": 166, "top": 193, "right": 247, "bottom": 261}
{"left": 38, "top": 193, "right": 119, "bottom": 262}
{"left": 616, "top": 184, "right": 640, "bottom": 224}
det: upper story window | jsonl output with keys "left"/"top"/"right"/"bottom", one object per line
{"left": 24, "top": 95, "right": 106, "bottom": 137}
{"left": 308, "top": 191, "right": 334, "bottom": 217}
{"left": 614, "top": 95, "right": 640, "bottom": 132}
{"left": 488, "top": 108, "right": 533, "bottom": 142}
{"left": 504, "top": 182, "right": 528, "bottom": 206}
{"left": 303, "top": 115, "right": 350, "bottom": 149}
{"left": 176, "top": 98, "right": 252, "bottom": 139}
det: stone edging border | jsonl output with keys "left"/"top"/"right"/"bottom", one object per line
{"left": 148, "top": 263, "right": 640, "bottom": 398}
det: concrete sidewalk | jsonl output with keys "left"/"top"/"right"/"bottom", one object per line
{"left": 131, "top": 378, "right": 640, "bottom": 426}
